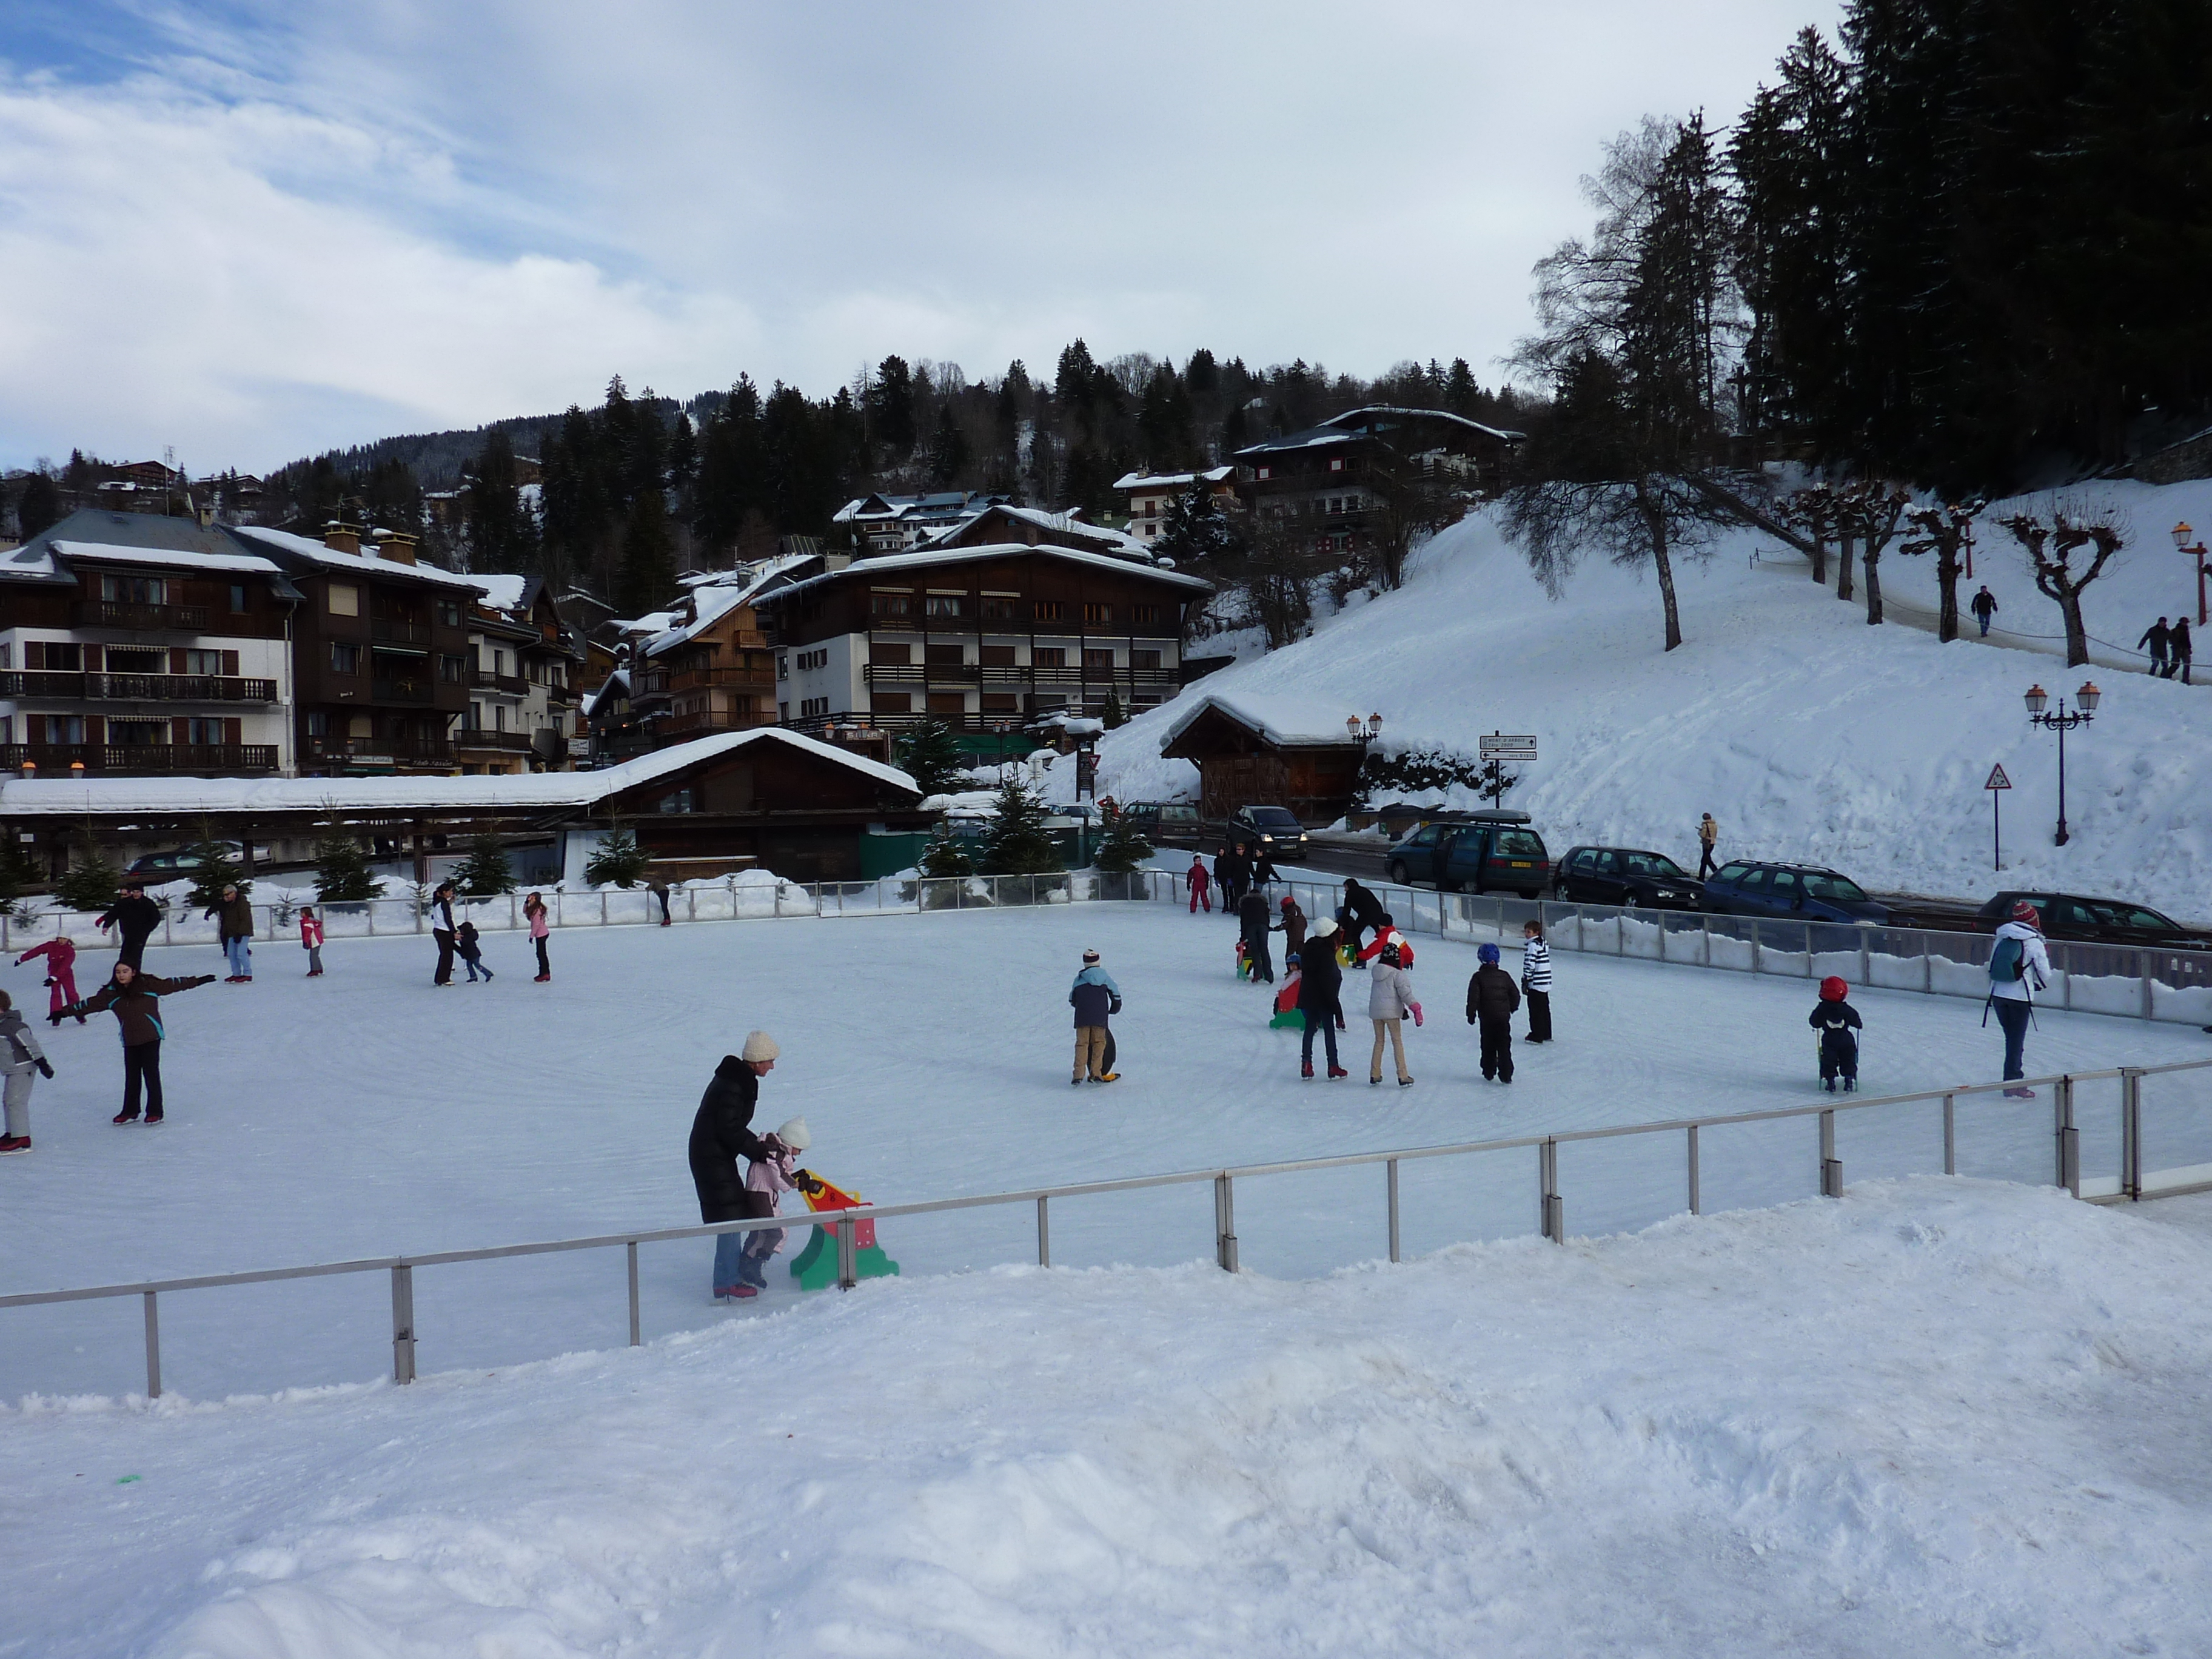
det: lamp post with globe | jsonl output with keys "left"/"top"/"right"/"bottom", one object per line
{"left": 2173, "top": 521, "right": 2208, "bottom": 627}
{"left": 2024, "top": 680, "right": 2100, "bottom": 846}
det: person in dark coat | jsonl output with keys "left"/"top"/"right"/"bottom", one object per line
{"left": 1341, "top": 878, "right": 1387, "bottom": 962}
{"left": 1970, "top": 586, "right": 1998, "bottom": 637}
{"left": 206, "top": 883, "right": 255, "bottom": 980}
{"left": 2170, "top": 616, "right": 2193, "bottom": 683}
{"left": 688, "top": 1032, "right": 783, "bottom": 1300}
{"left": 1466, "top": 942, "right": 1521, "bottom": 1083}
{"left": 1276, "top": 894, "right": 1307, "bottom": 959}
{"left": 430, "top": 883, "right": 457, "bottom": 987}
{"left": 1215, "top": 844, "right": 1251, "bottom": 917}
{"left": 63, "top": 962, "right": 216, "bottom": 1123}
{"left": 1297, "top": 917, "right": 1347, "bottom": 1078}
{"left": 1810, "top": 976, "right": 1864, "bottom": 1091}
{"left": 2139, "top": 617, "right": 2171, "bottom": 674}
{"left": 1238, "top": 889, "right": 1275, "bottom": 984}
{"left": 97, "top": 883, "right": 164, "bottom": 970}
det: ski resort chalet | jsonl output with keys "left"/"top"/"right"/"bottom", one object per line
{"left": 1159, "top": 691, "right": 1372, "bottom": 823}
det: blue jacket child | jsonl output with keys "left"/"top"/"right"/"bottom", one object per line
{"left": 1069, "top": 948, "right": 1123, "bottom": 1084}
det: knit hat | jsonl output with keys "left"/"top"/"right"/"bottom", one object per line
{"left": 741, "top": 1030, "right": 780, "bottom": 1064}
{"left": 1819, "top": 975, "right": 1849, "bottom": 1002}
{"left": 776, "top": 1116, "right": 811, "bottom": 1150}
{"left": 1082, "top": 948, "right": 1101, "bottom": 964}
{"left": 2011, "top": 899, "right": 2042, "bottom": 925}
{"left": 1310, "top": 915, "right": 1338, "bottom": 937}
{"left": 1478, "top": 942, "right": 1500, "bottom": 963}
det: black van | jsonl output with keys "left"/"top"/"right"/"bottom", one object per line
{"left": 1384, "top": 811, "right": 1552, "bottom": 897}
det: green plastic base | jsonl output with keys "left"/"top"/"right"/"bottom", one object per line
{"left": 1269, "top": 1010, "right": 1305, "bottom": 1029}
{"left": 789, "top": 1225, "right": 901, "bottom": 1290}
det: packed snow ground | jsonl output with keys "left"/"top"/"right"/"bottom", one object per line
{"left": 5, "top": 903, "right": 2208, "bottom": 1410}
{"left": 9, "top": 1176, "right": 2212, "bottom": 1658}
{"left": 1099, "top": 479, "right": 2212, "bottom": 918}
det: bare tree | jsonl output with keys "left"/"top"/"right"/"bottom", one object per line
{"left": 1501, "top": 468, "right": 1718, "bottom": 652}
{"left": 1778, "top": 482, "right": 1837, "bottom": 585}
{"left": 1899, "top": 500, "right": 1983, "bottom": 642}
{"left": 1358, "top": 451, "right": 1464, "bottom": 590}
{"left": 1222, "top": 512, "right": 1334, "bottom": 649}
{"left": 2000, "top": 505, "right": 2126, "bottom": 667}
{"left": 1835, "top": 481, "right": 1908, "bottom": 625}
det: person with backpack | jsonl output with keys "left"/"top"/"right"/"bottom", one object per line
{"left": 1971, "top": 586, "right": 1999, "bottom": 637}
{"left": 0, "top": 988, "right": 55, "bottom": 1153}
{"left": 1809, "top": 976, "right": 1863, "bottom": 1092}
{"left": 1466, "top": 942, "right": 1521, "bottom": 1083}
{"left": 1985, "top": 900, "right": 2052, "bottom": 1097}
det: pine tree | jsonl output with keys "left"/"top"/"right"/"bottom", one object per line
{"left": 1101, "top": 688, "right": 1128, "bottom": 730}
{"left": 181, "top": 834, "right": 250, "bottom": 910}
{"left": 1092, "top": 799, "right": 1154, "bottom": 874}
{"left": 927, "top": 401, "right": 970, "bottom": 487}
{"left": 55, "top": 820, "right": 122, "bottom": 913}
{"left": 313, "top": 822, "right": 385, "bottom": 902}
{"left": 894, "top": 718, "right": 968, "bottom": 796}
{"left": 583, "top": 822, "right": 651, "bottom": 887}
{"left": 979, "top": 777, "right": 1062, "bottom": 874}
{"left": 616, "top": 489, "right": 676, "bottom": 617}
{"left": 454, "top": 833, "right": 518, "bottom": 896}
{"left": 15, "top": 472, "right": 61, "bottom": 541}
{"left": 917, "top": 820, "right": 975, "bottom": 877}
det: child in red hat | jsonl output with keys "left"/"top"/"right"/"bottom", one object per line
{"left": 1809, "top": 976, "right": 1863, "bottom": 1092}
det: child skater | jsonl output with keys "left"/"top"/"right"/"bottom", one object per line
{"left": 300, "top": 905, "right": 325, "bottom": 976}
{"left": 455, "top": 918, "right": 494, "bottom": 982}
{"left": 1811, "top": 976, "right": 1863, "bottom": 1092}
{"left": 1520, "top": 919, "right": 1553, "bottom": 1044}
{"left": 733, "top": 1117, "right": 820, "bottom": 1297}
{"left": 16, "top": 935, "right": 84, "bottom": 1026}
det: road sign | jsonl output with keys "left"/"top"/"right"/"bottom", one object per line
{"left": 1480, "top": 733, "right": 1538, "bottom": 761}
{"left": 1985, "top": 762, "right": 2012, "bottom": 791}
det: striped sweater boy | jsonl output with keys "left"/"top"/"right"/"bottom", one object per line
{"left": 1520, "top": 924, "right": 1555, "bottom": 1044}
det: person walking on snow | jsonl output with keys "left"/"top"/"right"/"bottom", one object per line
{"left": 688, "top": 1033, "right": 784, "bottom": 1302}
{"left": 2169, "top": 617, "right": 2193, "bottom": 683}
{"left": 1298, "top": 916, "right": 1349, "bottom": 1079}
{"left": 1070, "top": 948, "right": 1122, "bottom": 1084}
{"left": 733, "top": 1116, "right": 822, "bottom": 1296}
{"left": 1985, "top": 900, "right": 2051, "bottom": 1097}
{"left": 2139, "top": 617, "right": 2172, "bottom": 675}
{"left": 525, "top": 891, "right": 552, "bottom": 980}
{"left": 299, "top": 906, "right": 325, "bottom": 976}
{"left": 1520, "top": 919, "right": 1553, "bottom": 1043}
{"left": 206, "top": 883, "right": 255, "bottom": 981}
{"left": 0, "top": 989, "right": 55, "bottom": 1153}
{"left": 97, "top": 881, "right": 163, "bottom": 970}
{"left": 1238, "top": 888, "right": 1275, "bottom": 984}
{"left": 430, "top": 882, "right": 458, "bottom": 987}
{"left": 1367, "top": 937, "right": 1419, "bottom": 1087}
{"left": 1697, "top": 813, "right": 1720, "bottom": 879}
{"left": 1971, "top": 586, "right": 1998, "bottom": 637}
{"left": 62, "top": 961, "right": 216, "bottom": 1124}
{"left": 1187, "top": 854, "right": 1212, "bottom": 914}
{"left": 16, "top": 934, "right": 84, "bottom": 1025}
{"left": 1810, "top": 976, "right": 1863, "bottom": 1091}
{"left": 1467, "top": 943, "right": 1521, "bottom": 1083}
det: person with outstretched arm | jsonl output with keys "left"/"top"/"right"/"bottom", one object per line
{"left": 16, "top": 934, "right": 84, "bottom": 1025}
{"left": 62, "top": 962, "right": 217, "bottom": 1124}
{"left": 1984, "top": 900, "right": 2052, "bottom": 1098}
{"left": 97, "top": 882, "right": 164, "bottom": 970}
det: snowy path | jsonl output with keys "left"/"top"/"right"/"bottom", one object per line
{"left": 7, "top": 1178, "right": 2212, "bottom": 1658}
{"left": 5, "top": 905, "right": 2208, "bottom": 1404}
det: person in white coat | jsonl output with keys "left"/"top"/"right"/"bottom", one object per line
{"left": 0, "top": 989, "right": 53, "bottom": 1153}
{"left": 1366, "top": 939, "right": 1419, "bottom": 1087}
{"left": 1986, "top": 900, "right": 2052, "bottom": 1097}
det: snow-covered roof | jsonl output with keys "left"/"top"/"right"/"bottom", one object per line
{"left": 581, "top": 668, "right": 630, "bottom": 717}
{"left": 229, "top": 526, "right": 483, "bottom": 592}
{"left": 1161, "top": 690, "right": 1372, "bottom": 751}
{"left": 0, "top": 728, "right": 918, "bottom": 817}
{"left": 765, "top": 541, "right": 1212, "bottom": 603}
{"left": 912, "top": 503, "right": 1155, "bottom": 560}
{"left": 50, "top": 539, "right": 285, "bottom": 578}
{"left": 1324, "top": 404, "right": 1526, "bottom": 445}
{"left": 1113, "top": 465, "right": 1235, "bottom": 492}
{"left": 472, "top": 574, "right": 531, "bottom": 613}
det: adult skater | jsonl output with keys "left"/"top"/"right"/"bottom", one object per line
{"left": 1069, "top": 947, "right": 1122, "bottom": 1084}
{"left": 1216, "top": 843, "right": 1252, "bottom": 917}
{"left": 1186, "top": 854, "right": 1212, "bottom": 914}
{"left": 2171, "top": 617, "right": 2193, "bottom": 683}
{"left": 1467, "top": 942, "right": 1521, "bottom": 1083}
{"left": 649, "top": 876, "right": 674, "bottom": 926}
{"left": 525, "top": 891, "right": 552, "bottom": 981}
{"left": 0, "top": 989, "right": 54, "bottom": 1153}
{"left": 688, "top": 1033, "right": 783, "bottom": 1302}
{"left": 1250, "top": 850, "right": 1279, "bottom": 893}
{"left": 63, "top": 962, "right": 216, "bottom": 1124}
{"left": 2139, "top": 617, "right": 2171, "bottom": 675}
{"left": 299, "top": 905, "right": 325, "bottom": 976}
{"left": 96, "top": 880, "right": 163, "bottom": 970}
{"left": 430, "top": 882, "right": 457, "bottom": 987}
{"left": 1238, "top": 887, "right": 1275, "bottom": 984}
{"left": 1340, "top": 877, "right": 1387, "bottom": 962}
{"left": 16, "top": 934, "right": 84, "bottom": 1025}
{"left": 1697, "top": 813, "right": 1720, "bottom": 879}
{"left": 1367, "top": 936, "right": 1418, "bottom": 1087}
{"left": 1985, "top": 900, "right": 2051, "bottom": 1098}
{"left": 1520, "top": 919, "right": 1553, "bottom": 1043}
{"left": 1971, "top": 585, "right": 1998, "bottom": 637}
{"left": 1277, "top": 893, "right": 1307, "bottom": 959}
{"left": 206, "top": 883, "right": 255, "bottom": 981}
{"left": 1297, "top": 916, "right": 1348, "bottom": 1079}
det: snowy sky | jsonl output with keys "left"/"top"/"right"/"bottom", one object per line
{"left": 0, "top": 1, "right": 1839, "bottom": 475}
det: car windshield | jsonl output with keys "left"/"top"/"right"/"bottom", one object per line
{"left": 1407, "top": 825, "right": 1441, "bottom": 846}
{"left": 1800, "top": 871, "right": 1869, "bottom": 903}
{"left": 1247, "top": 808, "right": 1299, "bottom": 827}
{"left": 1622, "top": 852, "right": 1686, "bottom": 878}
{"left": 2073, "top": 897, "right": 2179, "bottom": 931}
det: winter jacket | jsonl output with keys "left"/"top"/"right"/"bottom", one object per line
{"left": 1466, "top": 964, "right": 1521, "bottom": 1022}
{"left": 205, "top": 894, "right": 255, "bottom": 940}
{"left": 1069, "top": 965, "right": 1122, "bottom": 1027}
{"left": 1296, "top": 934, "right": 1343, "bottom": 1014}
{"left": 1238, "top": 891, "right": 1272, "bottom": 943}
{"left": 746, "top": 1147, "right": 801, "bottom": 1216}
{"left": 1278, "top": 902, "right": 1307, "bottom": 957}
{"left": 97, "top": 894, "right": 163, "bottom": 948}
{"left": 1342, "top": 879, "right": 1388, "bottom": 928}
{"left": 431, "top": 894, "right": 456, "bottom": 934}
{"left": 1520, "top": 938, "right": 1553, "bottom": 993}
{"left": 2174, "top": 619, "right": 2194, "bottom": 660}
{"left": 2139, "top": 622, "right": 2172, "bottom": 657}
{"left": 1698, "top": 816, "right": 1718, "bottom": 848}
{"left": 1809, "top": 997, "right": 1863, "bottom": 1048}
{"left": 1988, "top": 920, "right": 2051, "bottom": 1003}
{"left": 300, "top": 914, "right": 324, "bottom": 948}
{"left": 1971, "top": 590, "right": 1997, "bottom": 619}
{"left": 0, "top": 1007, "right": 47, "bottom": 1071}
{"left": 16, "top": 937, "right": 75, "bottom": 977}
{"left": 1215, "top": 850, "right": 1251, "bottom": 888}
{"left": 1367, "top": 961, "right": 1415, "bottom": 1021}
{"left": 1357, "top": 928, "right": 1415, "bottom": 967}
{"left": 72, "top": 973, "right": 216, "bottom": 1047}
{"left": 1251, "top": 856, "right": 1279, "bottom": 886}
{"left": 689, "top": 1056, "right": 773, "bottom": 1223}
{"left": 525, "top": 899, "right": 550, "bottom": 939}
{"left": 455, "top": 921, "right": 483, "bottom": 959}
{"left": 1187, "top": 860, "right": 1211, "bottom": 893}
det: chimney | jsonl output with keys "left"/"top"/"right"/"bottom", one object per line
{"left": 372, "top": 529, "right": 420, "bottom": 566}
{"left": 323, "top": 521, "right": 360, "bottom": 556}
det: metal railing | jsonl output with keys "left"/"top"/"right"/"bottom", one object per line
{"left": 0, "top": 742, "right": 280, "bottom": 776}
{"left": 70, "top": 600, "right": 209, "bottom": 631}
{"left": 6, "top": 1055, "right": 2208, "bottom": 1399}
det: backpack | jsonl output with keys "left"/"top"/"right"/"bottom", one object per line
{"left": 1988, "top": 934, "right": 2026, "bottom": 984}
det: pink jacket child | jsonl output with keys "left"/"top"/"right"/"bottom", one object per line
{"left": 16, "top": 937, "right": 83, "bottom": 1025}
{"left": 300, "top": 909, "right": 326, "bottom": 977}
{"left": 732, "top": 1116, "right": 814, "bottom": 1296}
{"left": 1188, "top": 856, "right": 1213, "bottom": 914}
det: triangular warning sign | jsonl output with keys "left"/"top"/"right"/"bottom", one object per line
{"left": 1985, "top": 762, "right": 2012, "bottom": 789}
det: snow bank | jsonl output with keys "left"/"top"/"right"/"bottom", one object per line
{"left": 1103, "top": 483, "right": 2212, "bottom": 919}
{"left": 10, "top": 1178, "right": 2212, "bottom": 1657}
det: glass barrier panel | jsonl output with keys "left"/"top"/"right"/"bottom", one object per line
{"left": 1553, "top": 1131, "right": 1691, "bottom": 1236}
{"left": 2140, "top": 1065, "right": 2212, "bottom": 1195}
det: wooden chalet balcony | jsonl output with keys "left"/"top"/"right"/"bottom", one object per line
{"left": 370, "top": 615, "right": 432, "bottom": 645}
{"left": 454, "top": 729, "right": 535, "bottom": 753}
{"left": 0, "top": 671, "right": 280, "bottom": 703}
{"left": 304, "top": 735, "right": 452, "bottom": 764}
{"left": 3, "top": 742, "right": 278, "bottom": 776}
{"left": 472, "top": 669, "right": 529, "bottom": 695}
{"left": 670, "top": 666, "right": 775, "bottom": 692}
{"left": 370, "top": 677, "right": 436, "bottom": 704}
{"left": 660, "top": 708, "right": 775, "bottom": 737}
{"left": 69, "top": 600, "right": 210, "bottom": 632}
{"left": 541, "top": 682, "right": 575, "bottom": 706}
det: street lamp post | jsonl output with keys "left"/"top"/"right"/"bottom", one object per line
{"left": 2172, "top": 522, "right": 2208, "bottom": 626}
{"left": 2024, "top": 681, "right": 2100, "bottom": 846}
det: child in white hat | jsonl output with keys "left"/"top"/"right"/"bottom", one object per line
{"left": 734, "top": 1116, "right": 817, "bottom": 1297}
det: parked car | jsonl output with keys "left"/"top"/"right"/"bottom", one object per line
{"left": 1124, "top": 801, "right": 1202, "bottom": 844}
{"left": 123, "top": 842, "right": 256, "bottom": 881}
{"left": 1221, "top": 804, "right": 1310, "bottom": 861}
{"left": 1974, "top": 891, "right": 2212, "bottom": 951}
{"left": 1385, "top": 811, "right": 1552, "bottom": 897}
{"left": 1699, "top": 861, "right": 1890, "bottom": 925}
{"left": 1556, "top": 846, "right": 1704, "bottom": 910}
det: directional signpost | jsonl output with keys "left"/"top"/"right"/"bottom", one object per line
{"left": 1985, "top": 761, "right": 2011, "bottom": 871}
{"left": 1478, "top": 733, "right": 1538, "bottom": 808}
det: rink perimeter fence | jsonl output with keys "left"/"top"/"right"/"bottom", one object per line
{"left": 7, "top": 868, "right": 2212, "bottom": 1399}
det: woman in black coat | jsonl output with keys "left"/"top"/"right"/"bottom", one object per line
{"left": 1296, "top": 919, "right": 1346, "bottom": 1078}
{"left": 688, "top": 1036, "right": 783, "bottom": 1299}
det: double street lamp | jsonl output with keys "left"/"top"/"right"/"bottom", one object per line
{"left": 2024, "top": 680, "right": 2100, "bottom": 846}
{"left": 2173, "top": 522, "right": 2209, "bottom": 626}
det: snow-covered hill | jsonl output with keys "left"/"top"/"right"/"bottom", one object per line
{"left": 1102, "top": 479, "right": 2212, "bottom": 919}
